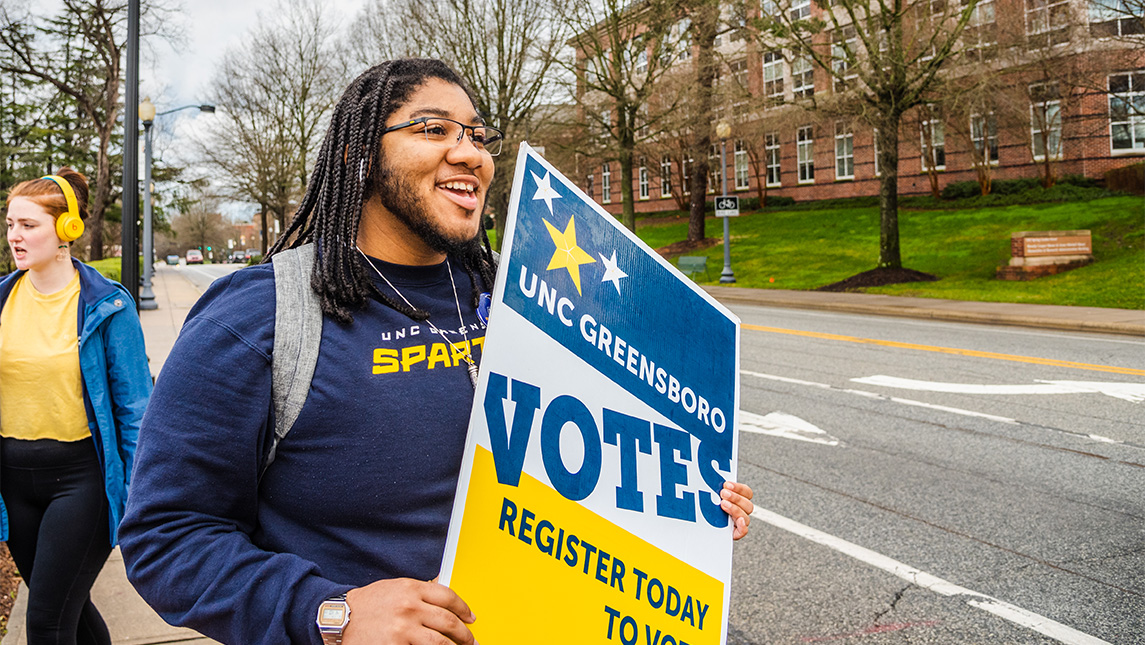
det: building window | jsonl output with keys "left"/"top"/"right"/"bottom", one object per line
{"left": 1089, "top": 0, "right": 1144, "bottom": 36}
{"left": 797, "top": 125, "right": 814, "bottom": 183}
{"left": 792, "top": 55, "right": 815, "bottom": 98}
{"left": 683, "top": 156, "right": 693, "bottom": 194}
{"left": 1110, "top": 71, "right": 1145, "bottom": 151}
{"left": 964, "top": 0, "right": 997, "bottom": 55}
{"left": 763, "top": 51, "right": 785, "bottom": 105}
{"left": 1026, "top": 0, "right": 1071, "bottom": 48}
{"left": 873, "top": 129, "right": 881, "bottom": 177}
{"left": 675, "top": 18, "right": 692, "bottom": 61}
{"left": 971, "top": 113, "right": 999, "bottom": 163}
{"left": 600, "top": 109, "right": 611, "bottom": 139}
{"left": 709, "top": 144, "right": 721, "bottom": 193}
{"left": 765, "top": 133, "right": 781, "bottom": 186}
{"left": 639, "top": 158, "right": 650, "bottom": 199}
{"left": 1030, "top": 83, "right": 1062, "bottom": 160}
{"left": 832, "top": 26, "right": 857, "bottom": 92}
{"left": 921, "top": 109, "right": 946, "bottom": 170}
{"left": 734, "top": 139, "right": 750, "bottom": 190}
{"left": 635, "top": 49, "right": 648, "bottom": 74}
{"left": 835, "top": 122, "right": 854, "bottom": 179}
{"left": 660, "top": 156, "right": 672, "bottom": 197}
{"left": 790, "top": 0, "right": 811, "bottom": 21}
{"left": 601, "top": 163, "right": 611, "bottom": 203}
{"left": 586, "top": 174, "right": 594, "bottom": 199}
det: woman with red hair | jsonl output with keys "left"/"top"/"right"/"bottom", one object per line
{"left": 0, "top": 168, "right": 151, "bottom": 645}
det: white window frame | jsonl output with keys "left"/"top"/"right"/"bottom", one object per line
{"left": 835, "top": 122, "right": 854, "bottom": 179}
{"left": 790, "top": 0, "right": 811, "bottom": 21}
{"left": 797, "top": 125, "right": 815, "bottom": 184}
{"left": 1089, "top": 0, "right": 1145, "bottom": 37}
{"left": 601, "top": 163, "right": 612, "bottom": 203}
{"left": 765, "top": 133, "right": 782, "bottom": 186}
{"left": 675, "top": 18, "right": 692, "bottom": 61}
{"left": 734, "top": 139, "right": 750, "bottom": 190}
{"left": 921, "top": 112, "right": 946, "bottom": 171}
{"left": 832, "top": 26, "right": 858, "bottom": 93}
{"left": 1026, "top": 0, "right": 1071, "bottom": 47}
{"left": 971, "top": 112, "right": 1000, "bottom": 164}
{"left": 709, "top": 144, "right": 721, "bottom": 194}
{"left": 1109, "top": 70, "right": 1145, "bottom": 152}
{"left": 683, "top": 156, "right": 693, "bottom": 194}
{"left": 792, "top": 55, "right": 815, "bottom": 98}
{"left": 635, "top": 49, "right": 648, "bottom": 74}
{"left": 639, "top": 158, "right": 650, "bottom": 200}
{"left": 763, "top": 51, "right": 785, "bottom": 104}
{"left": 873, "top": 128, "right": 881, "bottom": 177}
{"left": 660, "top": 156, "right": 672, "bottom": 198}
{"left": 1030, "top": 84, "right": 1063, "bottom": 160}
{"left": 964, "top": 0, "right": 997, "bottom": 52}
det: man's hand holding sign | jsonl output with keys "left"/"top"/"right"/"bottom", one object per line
{"left": 440, "top": 144, "right": 751, "bottom": 645}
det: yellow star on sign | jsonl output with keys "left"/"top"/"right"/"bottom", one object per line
{"left": 543, "top": 216, "right": 596, "bottom": 295}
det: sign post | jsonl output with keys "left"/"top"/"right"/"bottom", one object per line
{"left": 439, "top": 144, "right": 741, "bottom": 644}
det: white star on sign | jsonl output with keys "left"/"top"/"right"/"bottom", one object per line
{"left": 599, "top": 249, "right": 628, "bottom": 295}
{"left": 531, "top": 171, "right": 562, "bottom": 215}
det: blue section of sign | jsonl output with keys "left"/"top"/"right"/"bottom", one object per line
{"left": 502, "top": 153, "right": 736, "bottom": 458}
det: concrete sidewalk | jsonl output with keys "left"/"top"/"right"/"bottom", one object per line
{"left": 3, "top": 263, "right": 1141, "bottom": 644}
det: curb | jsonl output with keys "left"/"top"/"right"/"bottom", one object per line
{"left": 701, "top": 286, "right": 1145, "bottom": 337}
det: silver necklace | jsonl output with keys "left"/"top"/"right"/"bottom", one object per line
{"left": 356, "top": 246, "right": 479, "bottom": 388}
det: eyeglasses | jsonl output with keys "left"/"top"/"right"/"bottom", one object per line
{"left": 382, "top": 116, "right": 504, "bottom": 156}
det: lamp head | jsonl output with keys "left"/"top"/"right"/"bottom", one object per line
{"left": 716, "top": 121, "right": 731, "bottom": 141}
{"left": 140, "top": 96, "right": 156, "bottom": 123}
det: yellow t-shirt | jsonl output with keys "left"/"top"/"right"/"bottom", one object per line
{"left": 0, "top": 272, "right": 91, "bottom": 441}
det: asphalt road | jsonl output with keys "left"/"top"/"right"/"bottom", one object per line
{"left": 725, "top": 304, "right": 1144, "bottom": 644}
{"left": 173, "top": 261, "right": 246, "bottom": 290}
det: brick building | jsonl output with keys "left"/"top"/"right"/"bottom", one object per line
{"left": 569, "top": 0, "right": 1144, "bottom": 214}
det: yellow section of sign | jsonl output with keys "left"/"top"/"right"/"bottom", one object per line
{"left": 451, "top": 446, "right": 724, "bottom": 644}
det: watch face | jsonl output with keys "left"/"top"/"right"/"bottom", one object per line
{"left": 318, "top": 603, "right": 346, "bottom": 627}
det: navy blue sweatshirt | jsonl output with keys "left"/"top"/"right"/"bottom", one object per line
{"left": 119, "top": 255, "right": 486, "bottom": 644}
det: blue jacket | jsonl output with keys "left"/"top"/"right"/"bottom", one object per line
{"left": 0, "top": 259, "right": 152, "bottom": 545}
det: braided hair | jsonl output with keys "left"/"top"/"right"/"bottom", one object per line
{"left": 268, "top": 58, "right": 498, "bottom": 324}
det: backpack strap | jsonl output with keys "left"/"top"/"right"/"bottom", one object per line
{"left": 265, "top": 243, "right": 322, "bottom": 474}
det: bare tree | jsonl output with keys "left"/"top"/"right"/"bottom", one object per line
{"left": 196, "top": 0, "right": 343, "bottom": 254}
{"left": 369, "top": 0, "right": 567, "bottom": 248}
{"left": 559, "top": 0, "right": 690, "bottom": 232}
{"left": 752, "top": 0, "right": 981, "bottom": 269}
{"left": 0, "top": 0, "right": 178, "bottom": 259}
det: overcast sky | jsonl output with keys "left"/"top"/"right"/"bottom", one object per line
{"left": 145, "top": 0, "right": 366, "bottom": 108}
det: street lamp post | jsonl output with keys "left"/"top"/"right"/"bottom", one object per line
{"left": 716, "top": 121, "right": 736, "bottom": 284}
{"left": 139, "top": 97, "right": 157, "bottom": 310}
{"left": 137, "top": 99, "right": 216, "bottom": 311}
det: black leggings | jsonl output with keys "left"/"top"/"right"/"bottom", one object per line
{"left": 2, "top": 438, "right": 113, "bottom": 645}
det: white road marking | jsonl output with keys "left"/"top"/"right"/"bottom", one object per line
{"left": 852, "top": 375, "right": 1145, "bottom": 403}
{"left": 741, "top": 370, "right": 1020, "bottom": 424}
{"left": 738, "top": 411, "right": 841, "bottom": 446}
{"left": 751, "top": 507, "right": 1112, "bottom": 645}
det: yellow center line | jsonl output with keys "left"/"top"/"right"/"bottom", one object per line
{"left": 742, "top": 323, "right": 1145, "bottom": 376}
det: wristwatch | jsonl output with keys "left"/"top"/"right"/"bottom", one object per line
{"left": 316, "top": 594, "right": 350, "bottom": 645}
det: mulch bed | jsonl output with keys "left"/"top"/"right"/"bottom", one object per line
{"left": 816, "top": 267, "right": 939, "bottom": 292}
{"left": 0, "top": 543, "right": 20, "bottom": 636}
{"left": 654, "top": 238, "right": 721, "bottom": 258}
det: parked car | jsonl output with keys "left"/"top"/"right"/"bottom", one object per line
{"left": 186, "top": 249, "right": 203, "bottom": 264}
{"left": 230, "top": 251, "right": 247, "bottom": 263}
{"left": 165, "top": 254, "right": 180, "bottom": 265}
{"left": 245, "top": 249, "right": 260, "bottom": 261}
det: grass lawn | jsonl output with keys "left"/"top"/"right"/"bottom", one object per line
{"left": 635, "top": 195, "right": 1144, "bottom": 310}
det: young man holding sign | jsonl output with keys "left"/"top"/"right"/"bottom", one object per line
{"left": 120, "top": 58, "right": 753, "bottom": 645}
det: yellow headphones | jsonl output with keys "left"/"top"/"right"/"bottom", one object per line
{"left": 42, "top": 175, "right": 85, "bottom": 242}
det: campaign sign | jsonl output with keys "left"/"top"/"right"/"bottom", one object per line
{"left": 439, "top": 143, "right": 741, "bottom": 645}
